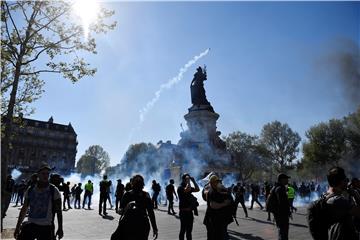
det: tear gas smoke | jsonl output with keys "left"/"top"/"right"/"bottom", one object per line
{"left": 139, "top": 48, "right": 210, "bottom": 123}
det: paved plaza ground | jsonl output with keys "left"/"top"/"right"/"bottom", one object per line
{"left": 2, "top": 203, "right": 311, "bottom": 240}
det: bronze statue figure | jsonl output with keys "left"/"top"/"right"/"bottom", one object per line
{"left": 190, "top": 66, "right": 210, "bottom": 106}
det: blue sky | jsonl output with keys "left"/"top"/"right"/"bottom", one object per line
{"left": 30, "top": 2, "right": 360, "bottom": 166}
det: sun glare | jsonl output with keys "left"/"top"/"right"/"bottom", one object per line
{"left": 72, "top": 0, "right": 100, "bottom": 38}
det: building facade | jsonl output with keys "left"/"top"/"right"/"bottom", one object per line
{"left": 7, "top": 116, "right": 77, "bottom": 175}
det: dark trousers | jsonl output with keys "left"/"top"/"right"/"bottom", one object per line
{"left": 63, "top": 194, "right": 71, "bottom": 209}
{"left": 168, "top": 197, "right": 175, "bottom": 213}
{"left": 83, "top": 191, "right": 92, "bottom": 208}
{"left": 179, "top": 210, "right": 194, "bottom": 240}
{"left": 16, "top": 192, "right": 24, "bottom": 205}
{"left": 152, "top": 192, "right": 159, "bottom": 209}
{"left": 74, "top": 196, "right": 81, "bottom": 209}
{"left": 17, "top": 222, "right": 55, "bottom": 240}
{"left": 288, "top": 198, "right": 297, "bottom": 212}
{"left": 206, "top": 222, "right": 228, "bottom": 240}
{"left": 99, "top": 193, "right": 107, "bottom": 214}
{"left": 234, "top": 197, "right": 248, "bottom": 217}
{"left": 115, "top": 195, "right": 123, "bottom": 212}
{"left": 274, "top": 214, "right": 289, "bottom": 240}
{"left": 250, "top": 196, "right": 263, "bottom": 209}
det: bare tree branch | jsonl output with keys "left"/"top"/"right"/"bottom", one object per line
{"left": 4, "top": 1, "right": 22, "bottom": 44}
{"left": 21, "top": 31, "right": 81, "bottom": 65}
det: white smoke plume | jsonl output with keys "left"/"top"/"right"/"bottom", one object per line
{"left": 139, "top": 48, "right": 210, "bottom": 123}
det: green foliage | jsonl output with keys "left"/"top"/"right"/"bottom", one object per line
{"left": 260, "top": 121, "right": 301, "bottom": 173}
{"left": 303, "top": 119, "right": 346, "bottom": 167}
{"left": 224, "top": 131, "right": 271, "bottom": 181}
{"left": 76, "top": 145, "right": 110, "bottom": 175}
{"left": 1, "top": 1, "right": 116, "bottom": 116}
{"left": 120, "top": 143, "right": 159, "bottom": 174}
{"left": 344, "top": 107, "right": 360, "bottom": 156}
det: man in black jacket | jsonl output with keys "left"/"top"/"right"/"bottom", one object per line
{"left": 273, "top": 173, "right": 291, "bottom": 240}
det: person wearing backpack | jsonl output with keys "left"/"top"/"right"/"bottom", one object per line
{"left": 14, "top": 163, "right": 63, "bottom": 240}
{"left": 111, "top": 174, "right": 158, "bottom": 240}
{"left": 308, "top": 167, "right": 360, "bottom": 240}
{"left": 267, "top": 173, "right": 291, "bottom": 240}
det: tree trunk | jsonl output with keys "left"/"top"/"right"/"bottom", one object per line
{"left": 1, "top": 58, "right": 22, "bottom": 194}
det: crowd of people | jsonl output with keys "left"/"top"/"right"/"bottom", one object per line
{"left": 2, "top": 164, "right": 360, "bottom": 240}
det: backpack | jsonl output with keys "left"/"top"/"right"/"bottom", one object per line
{"left": 266, "top": 186, "right": 278, "bottom": 213}
{"left": 307, "top": 193, "right": 335, "bottom": 240}
{"left": 110, "top": 200, "right": 147, "bottom": 240}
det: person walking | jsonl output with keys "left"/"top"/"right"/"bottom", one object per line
{"left": 112, "top": 174, "right": 158, "bottom": 240}
{"left": 272, "top": 173, "right": 291, "bottom": 240}
{"left": 177, "top": 173, "right": 200, "bottom": 240}
{"left": 233, "top": 182, "right": 248, "bottom": 218}
{"left": 83, "top": 180, "right": 93, "bottom": 209}
{"left": 14, "top": 163, "right": 63, "bottom": 240}
{"left": 166, "top": 179, "right": 178, "bottom": 215}
{"left": 249, "top": 183, "right": 263, "bottom": 210}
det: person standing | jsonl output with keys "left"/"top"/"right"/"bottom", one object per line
{"left": 1, "top": 175, "right": 14, "bottom": 228}
{"left": 287, "top": 184, "right": 297, "bottom": 213}
{"left": 99, "top": 175, "right": 109, "bottom": 215}
{"left": 74, "top": 183, "right": 83, "bottom": 209}
{"left": 151, "top": 180, "right": 161, "bottom": 209}
{"left": 264, "top": 181, "right": 272, "bottom": 221}
{"left": 15, "top": 180, "right": 27, "bottom": 206}
{"left": 177, "top": 173, "right": 200, "bottom": 240}
{"left": 63, "top": 181, "right": 72, "bottom": 210}
{"left": 273, "top": 173, "right": 291, "bottom": 240}
{"left": 203, "top": 175, "right": 233, "bottom": 240}
{"left": 115, "top": 179, "right": 124, "bottom": 213}
{"left": 166, "top": 179, "right": 178, "bottom": 215}
{"left": 14, "top": 163, "right": 63, "bottom": 240}
{"left": 232, "top": 182, "right": 248, "bottom": 218}
{"left": 83, "top": 180, "right": 93, "bottom": 209}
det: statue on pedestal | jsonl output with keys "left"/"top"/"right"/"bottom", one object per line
{"left": 191, "top": 66, "right": 210, "bottom": 106}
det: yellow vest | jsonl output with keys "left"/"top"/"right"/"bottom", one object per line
{"left": 85, "top": 183, "right": 93, "bottom": 193}
{"left": 287, "top": 186, "right": 295, "bottom": 199}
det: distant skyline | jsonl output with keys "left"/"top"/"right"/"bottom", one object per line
{"left": 29, "top": 2, "right": 360, "bottom": 166}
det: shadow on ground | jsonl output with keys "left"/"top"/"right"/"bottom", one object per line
{"left": 228, "top": 229, "right": 266, "bottom": 240}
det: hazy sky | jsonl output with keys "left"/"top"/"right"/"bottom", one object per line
{"left": 30, "top": 2, "right": 360, "bottom": 166}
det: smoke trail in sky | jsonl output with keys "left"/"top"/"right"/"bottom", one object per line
{"left": 139, "top": 48, "right": 210, "bottom": 123}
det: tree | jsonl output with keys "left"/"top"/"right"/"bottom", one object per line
{"left": 120, "top": 143, "right": 159, "bottom": 175}
{"left": 302, "top": 119, "right": 346, "bottom": 167}
{"left": 224, "top": 131, "right": 270, "bottom": 181}
{"left": 260, "top": 121, "right": 301, "bottom": 173}
{"left": 76, "top": 145, "right": 110, "bottom": 175}
{"left": 344, "top": 107, "right": 360, "bottom": 157}
{"left": 1, "top": 1, "right": 116, "bottom": 184}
